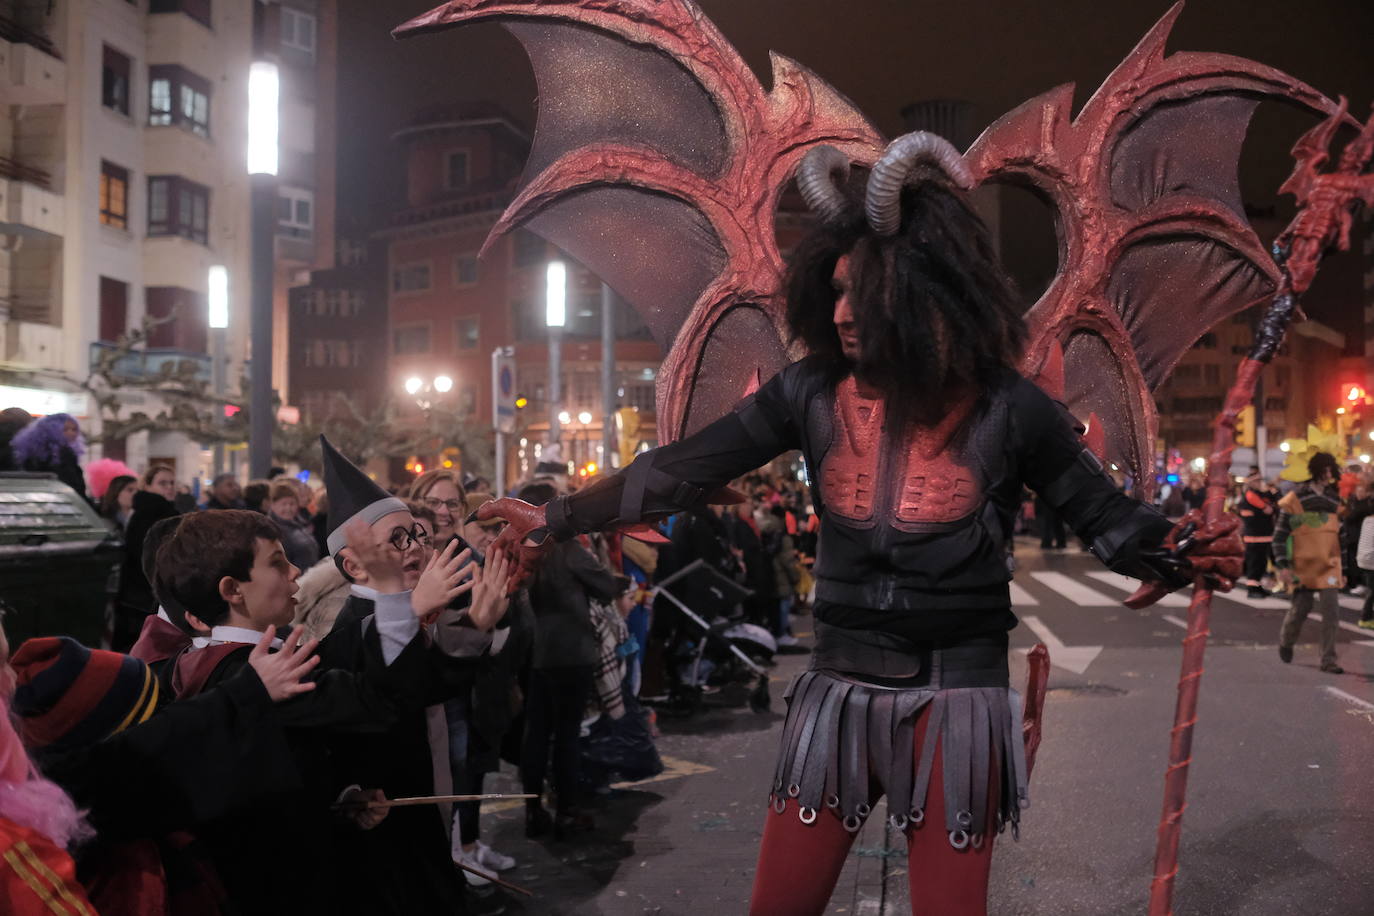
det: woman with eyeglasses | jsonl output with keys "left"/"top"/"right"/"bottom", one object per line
{"left": 407, "top": 469, "right": 466, "bottom": 545}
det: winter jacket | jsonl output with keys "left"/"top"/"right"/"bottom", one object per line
{"left": 290, "top": 558, "right": 352, "bottom": 642}
{"left": 1272, "top": 482, "right": 1343, "bottom": 590}
{"left": 527, "top": 540, "right": 622, "bottom": 669}
{"left": 271, "top": 511, "right": 320, "bottom": 572}
{"left": 118, "top": 490, "right": 180, "bottom": 614}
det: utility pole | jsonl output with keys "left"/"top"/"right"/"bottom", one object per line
{"left": 601, "top": 282, "right": 615, "bottom": 468}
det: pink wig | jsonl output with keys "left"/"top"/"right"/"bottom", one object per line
{"left": 86, "top": 458, "right": 137, "bottom": 500}
{"left": 0, "top": 686, "right": 93, "bottom": 849}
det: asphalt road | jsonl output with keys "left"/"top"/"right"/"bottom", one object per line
{"left": 468, "top": 539, "right": 1374, "bottom": 915}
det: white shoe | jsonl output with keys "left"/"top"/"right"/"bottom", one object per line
{"left": 476, "top": 841, "right": 516, "bottom": 872}
{"left": 776, "top": 634, "right": 800, "bottom": 647}
{"left": 455, "top": 848, "right": 491, "bottom": 886}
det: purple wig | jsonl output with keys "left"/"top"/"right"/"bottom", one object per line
{"left": 10, "top": 413, "right": 85, "bottom": 466}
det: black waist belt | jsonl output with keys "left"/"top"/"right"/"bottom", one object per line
{"left": 810, "top": 622, "right": 1009, "bottom": 689}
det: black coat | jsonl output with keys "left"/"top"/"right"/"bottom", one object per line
{"left": 118, "top": 490, "right": 180, "bottom": 616}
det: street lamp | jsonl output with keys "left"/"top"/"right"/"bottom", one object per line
{"left": 405, "top": 376, "right": 423, "bottom": 395}
{"left": 434, "top": 375, "right": 453, "bottom": 394}
{"left": 208, "top": 265, "right": 229, "bottom": 474}
{"left": 546, "top": 261, "right": 566, "bottom": 449}
{"left": 247, "top": 60, "right": 279, "bottom": 479}
{"left": 558, "top": 410, "right": 571, "bottom": 426}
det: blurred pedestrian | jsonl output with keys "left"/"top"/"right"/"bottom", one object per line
{"left": 203, "top": 473, "right": 244, "bottom": 510}
{"left": 242, "top": 479, "right": 270, "bottom": 513}
{"left": 1274, "top": 452, "right": 1345, "bottom": 674}
{"left": 267, "top": 480, "right": 320, "bottom": 571}
{"left": 113, "top": 465, "right": 180, "bottom": 652}
{"left": 408, "top": 469, "right": 465, "bottom": 545}
{"left": 1348, "top": 472, "right": 1374, "bottom": 628}
{"left": 1035, "top": 494, "right": 1066, "bottom": 549}
{"left": 10, "top": 413, "right": 87, "bottom": 501}
{"left": 0, "top": 406, "right": 33, "bottom": 471}
{"left": 1237, "top": 471, "right": 1279, "bottom": 598}
{"left": 98, "top": 474, "right": 137, "bottom": 532}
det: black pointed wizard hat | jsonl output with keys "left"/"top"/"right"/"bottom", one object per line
{"left": 320, "top": 435, "right": 408, "bottom": 556}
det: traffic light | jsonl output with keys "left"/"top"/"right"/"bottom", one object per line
{"left": 1343, "top": 383, "right": 1367, "bottom": 404}
{"left": 515, "top": 395, "right": 528, "bottom": 409}
{"left": 1236, "top": 404, "right": 1255, "bottom": 447}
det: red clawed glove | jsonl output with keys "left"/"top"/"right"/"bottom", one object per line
{"left": 1125, "top": 510, "right": 1244, "bottom": 609}
{"left": 474, "top": 497, "right": 554, "bottom": 592}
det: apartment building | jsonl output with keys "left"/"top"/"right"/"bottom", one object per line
{"left": 0, "top": 0, "right": 333, "bottom": 480}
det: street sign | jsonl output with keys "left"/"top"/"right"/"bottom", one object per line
{"left": 492, "top": 346, "right": 516, "bottom": 435}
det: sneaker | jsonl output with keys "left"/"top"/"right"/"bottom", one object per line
{"left": 1358, "top": 619, "right": 1374, "bottom": 630}
{"left": 776, "top": 633, "right": 800, "bottom": 647}
{"left": 455, "top": 848, "right": 491, "bottom": 887}
{"left": 1278, "top": 646, "right": 1293, "bottom": 664}
{"left": 1320, "top": 663, "right": 1344, "bottom": 674}
{"left": 475, "top": 841, "right": 516, "bottom": 872}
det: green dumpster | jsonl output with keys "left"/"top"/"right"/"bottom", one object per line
{"left": 0, "top": 472, "right": 123, "bottom": 648}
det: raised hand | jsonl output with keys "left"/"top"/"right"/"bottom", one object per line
{"left": 467, "top": 544, "right": 514, "bottom": 632}
{"left": 338, "top": 787, "right": 389, "bottom": 830}
{"left": 247, "top": 627, "right": 320, "bottom": 702}
{"left": 412, "top": 539, "right": 476, "bottom": 621}
{"left": 474, "top": 498, "right": 554, "bottom": 591}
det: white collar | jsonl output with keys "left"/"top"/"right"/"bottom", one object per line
{"left": 207, "top": 625, "right": 283, "bottom": 649}
{"left": 349, "top": 584, "right": 379, "bottom": 600}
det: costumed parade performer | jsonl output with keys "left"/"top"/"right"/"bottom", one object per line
{"left": 474, "top": 141, "right": 1241, "bottom": 914}
{"left": 389, "top": 1, "right": 1363, "bottom": 911}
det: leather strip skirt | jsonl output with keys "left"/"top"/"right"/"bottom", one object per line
{"left": 769, "top": 624, "right": 1029, "bottom": 847}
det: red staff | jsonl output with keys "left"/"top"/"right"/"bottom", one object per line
{"left": 1138, "top": 99, "right": 1374, "bottom": 916}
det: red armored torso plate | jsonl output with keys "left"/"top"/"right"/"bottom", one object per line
{"left": 820, "top": 377, "right": 982, "bottom": 528}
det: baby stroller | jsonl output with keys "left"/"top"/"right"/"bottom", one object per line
{"left": 650, "top": 558, "right": 774, "bottom": 715}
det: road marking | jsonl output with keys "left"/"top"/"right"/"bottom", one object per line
{"left": 1009, "top": 581, "right": 1039, "bottom": 606}
{"left": 1020, "top": 615, "right": 1102, "bottom": 675}
{"left": 1028, "top": 571, "right": 1119, "bottom": 606}
{"left": 1162, "top": 615, "right": 1189, "bottom": 630}
{"left": 1337, "top": 593, "right": 1366, "bottom": 612}
{"left": 1322, "top": 686, "right": 1374, "bottom": 712}
{"left": 1086, "top": 571, "right": 1191, "bottom": 607}
{"left": 1210, "top": 589, "right": 1290, "bottom": 610}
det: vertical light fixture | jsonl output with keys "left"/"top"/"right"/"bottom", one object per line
{"left": 207, "top": 265, "right": 229, "bottom": 329}
{"left": 247, "top": 58, "right": 280, "bottom": 478}
{"left": 546, "top": 260, "right": 566, "bottom": 449}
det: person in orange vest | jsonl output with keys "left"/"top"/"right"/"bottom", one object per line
{"left": 1237, "top": 470, "right": 1280, "bottom": 599}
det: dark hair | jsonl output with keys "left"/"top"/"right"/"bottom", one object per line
{"left": 404, "top": 499, "right": 438, "bottom": 530}
{"left": 517, "top": 482, "right": 557, "bottom": 507}
{"left": 99, "top": 475, "right": 136, "bottom": 520}
{"left": 155, "top": 510, "right": 281, "bottom": 627}
{"left": 785, "top": 179, "right": 1026, "bottom": 428}
{"left": 142, "top": 516, "right": 194, "bottom": 631}
{"left": 1308, "top": 452, "right": 1340, "bottom": 484}
{"left": 243, "top": 480, "right": 270, "bottom": 513}
{"left": 141, "top": 464, "right": 174, "bottom": 487}
{"left": 211, "top": 472, "right": 237, "bottom": 488}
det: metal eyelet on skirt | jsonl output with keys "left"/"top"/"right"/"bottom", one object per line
{"left": 971, "top": 833, "right": 985, "bottom": 850}
{"left": 949, "top": 829, "right": 970, "bottom": 849}
{"left": 890, "top": 813, "right": 909, "bottom": 831}
{"left": 842, "top": 814, "right": 862, "bottom": 833}
{"left": 955, "top": 809, "right": 973, "bottom": 829}
{"left": 772, "top": 796, "right": 786, "bottom": 814}
{"left": 1018, "top": 791, "right": 1031, "bottom": 809}
{"left": 910, "top": 807, "right": 925, "bottom": 825}
{"left": 799, "top": 807, "right": 817, "bottom": 825}
{"left": 856, "top": 802, "right": 872, "bottom": 818}
{"left": 787, "top": 783, "right": 800, "bottom": 798}
{"left": 825, "top": 794, "right": 840, "bottom": 809}
{"left": 1011, "top": 822, "right": 1021, "bottom": 842}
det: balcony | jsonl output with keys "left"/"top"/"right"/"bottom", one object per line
{"left": 89, "top": 341, "right": 211, "bottom": 385}
{"left": 0, "top": 158, "right": 63, "bottom": 238}
{"left": 0, "top": 20, "right": 66, "bottom": 107}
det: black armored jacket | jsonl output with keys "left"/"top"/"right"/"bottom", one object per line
{"left": 547, "top": 357, "right": 1172, "bottom": 643}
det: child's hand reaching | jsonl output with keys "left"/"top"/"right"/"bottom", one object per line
{"left": 467, "top": 545, "right": 514, "bottom": 633}
{"left": 412, "top": 539, "right": 475, "bottom": 621}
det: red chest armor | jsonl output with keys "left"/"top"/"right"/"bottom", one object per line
{"left": 818, "top": 377, "right": 982, "bottom": 527}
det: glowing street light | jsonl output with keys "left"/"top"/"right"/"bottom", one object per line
{"left": 1279, "top": 441, "right": 1291, "bottom": 453}
{"left": 405, "top": 376, "right": 423, "bottom": 395}
{"left": 558, "top": 410, "right": 571, "bottom": 425}
{"left": 247, "top": 62, "right": 280, "bottom": 176}
{"left": 578, "top": 410, "right": 593, "bottom": 425}
{"left": 545, "top": 261, "right": 567, "bottom": 328}
{"left": 207, "top": 265, "right": 229, "bottom": 329}
{"left": 433, "top": 375, "right": 453, "bottom": 393}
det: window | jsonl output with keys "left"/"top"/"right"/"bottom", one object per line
{"left": 99, "top": 161, "right": 129, "bottom": 230}
{"left": 453, "top": 253, "right": 479, "bottom": 287}
{"left": 149, "top": 0, "right": 211, "bottom": 28}
{"left": 393, "top": 325, "right": 431, "bottom": 355}
{"left": 445, "top": 150, "right": 470, "bottom": 190}
{"left": 149, "top": 65, "right": 211, "bottom": 137}
{"left": 148, "top": 176, "right": 209, "bottom": 244}
{"left": 304, "top": 339, "right": 359, "bottom": 369}
{"left": 392, "top": 263, "right": 431, "bottom": 294}
{"left": 99, "top": 277, "right": 129, "bottom": 343}
{"left": 102, "top": 46, "right": 131, "bottom": 116}
{"left": 145, "top": 286, "right": 208, "bottom": 353}
{"left": 280, "top": 7, "right": 316, "bottom": 55}
{"left": 455, "top": 316, "right": 479, "bottom": 351}
{"left": 1203, "top": 364, "right": 1221, "bottom": 387}
{"left": 277, "top": 188, "right": 313, "bottom": 238}
{"left": 1191, "top": 333, "right": 1218, "bottom": 350}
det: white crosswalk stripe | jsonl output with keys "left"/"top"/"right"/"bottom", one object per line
{"left": 1027, "top": 570, "right": 1120, "bottom": 606}
{"left": 1008, "top": 581, "right": 1039, "bottom": 606}
{"left": 1085, "top": 571, "right": 1192, "bottom": 607}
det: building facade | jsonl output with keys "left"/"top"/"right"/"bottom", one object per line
{"left": 0, "top": 0, "right": 334, "bottom": 482}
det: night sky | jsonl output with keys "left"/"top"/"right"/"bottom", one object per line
{"left": 334, "top": 0, "right": 1374, "bottom": 335}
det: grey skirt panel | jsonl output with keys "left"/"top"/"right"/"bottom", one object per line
{"left": 770, "top": 668, "right": 1030, "bottom": 846}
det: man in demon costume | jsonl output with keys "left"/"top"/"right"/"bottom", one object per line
{"left": 477, "top": 135, "right": 1243, "bottom": 915}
